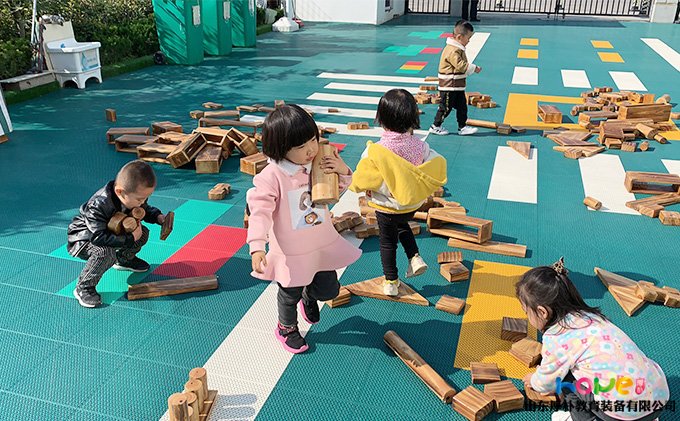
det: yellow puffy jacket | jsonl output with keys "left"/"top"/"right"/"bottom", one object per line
{"left": 350, "top": 142, "right": 447, "bottom": 214}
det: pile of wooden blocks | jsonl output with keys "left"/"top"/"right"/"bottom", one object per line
{"left": 624, "top": 172, "right": 680, "bottom": 225}
{"left": 166, "top": 367, "right": 217, "bottom": 421}
{"left": 346, "top": 122, "right": 370, "bottom": 130}
{"left": 466, "top": 92, "right": 496, "bottom": 108}
{"left": 595, "top": 267, "right": 680, "bottom": 317}
{"left": 347, "top": 196, "right": 423, "bottom": 239}
{"left": 415, "top": 91, "right": 441, "bottom": 105}
{"left": 437, "top": 251, "right": 469, "bottom": 282}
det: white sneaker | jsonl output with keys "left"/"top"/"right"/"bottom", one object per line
{"left": 458, "top": 126, "right": 478, "bottom": 136}
{"left": 429, "top": 125, "right": 449, "bottom": 135}
{"left": 406, "top": 254, "right": 428, "bottom": 278}
{"left": 383, "top": 279, "right": 400, "bottom": 296}
{"left": 551, "top": 411, "right": 572, "bottom": 421}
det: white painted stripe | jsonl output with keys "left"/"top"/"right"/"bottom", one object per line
{"left": 318, "top": 72, "right": 435, "bottom": 85}
{"left": 512, "top": 66, "right": 538, "bottom": 86}
{"left": 641, "top": 38, "right": 680, "bottom": 72}
{"left": 0, "top": 93, "right": 11, "bottom": 132}
{"left": 466, "top": 32, "right": 491, "bottom": 64}
{"left": 297, "top": 104, "right": 377, "bottom": 119}
{"left": 241, "top": 114, "right": 429, "bottom": 138}
{"left": 609, "top": 71, "right": 647, "bottom": 92}
{"left": 487, "top": 146, "right": 537, "bottom": 204}
{"left": 159, "top": 189, "right": 366, "bottom": 421}
{"left": 561, "top": 69, "right": 591, "bottom": 89}
{"left": 662, "top": 159, "right": 680, "bottom": 176}
{"left": 307, "top": 92, "right": 380, "bottom": 105}
{"left": 324, "top": 82, "right": 421, "bottom": 94}
{"left": 579, "top": 154, "right": 637, "bottom": 215}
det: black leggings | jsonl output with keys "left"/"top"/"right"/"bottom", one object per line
{"left": 433, "top": 91, "right": 468, "bottom": 130}
{"left": 375, "top": 211, "right": 419, "bottom": 281}
{"left": 277, "top": 271, "right": 339, "bottom": 326}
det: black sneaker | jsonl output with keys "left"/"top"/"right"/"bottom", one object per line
{"left": 298, "top": 299, "right": 320, "bottom": 324}
{"left": 73, "top": 287, "right": 102, "bottom": 308}
{"left": 274, "top": 323, "right": 309, "bottom": 354}
{"left": 113, "top": 257, "right": 150, "bottom": 272}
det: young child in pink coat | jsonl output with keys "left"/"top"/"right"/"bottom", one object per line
{"left": 246, "top": 105, "right": 362, "bottom": 354}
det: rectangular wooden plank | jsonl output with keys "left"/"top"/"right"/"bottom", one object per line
{"left": 447, "top": 238, "right": 527, "bottom": 258}
{"left": 127, "top": 275, "right": 218, "bottom": 300}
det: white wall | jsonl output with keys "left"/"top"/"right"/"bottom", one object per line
{"left": 295, "top": 0, "right": 405, "bottom": 24}
{"left": 649, "top": 0, "right": 678, "bottom": 22}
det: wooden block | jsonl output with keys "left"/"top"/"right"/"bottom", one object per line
{"left": 636, "top": 123, "right": 658, "bottom": 140}
{"left": 638, "top": 204, "right": 664, "bottom": 218}
{"left": 524, "top": 384, "right": 557, "bottom": 404}
{"left": 160, "top": 211, "right": 174, "bottom": 240}
{"left": 451, "top": 386, "right": 494, "bottom": 421}
{"left": 347, "top": 121, "right": 370, "bottom": 130}
{"left": 564, "top": 149, "right": 582, "bottom": 159}
{"left": 311, "top": 143, "right": 340, "bottom": 205}
{"left": 496, "top": 124, "right": 513, "bottom": 135}
{"left": 168, "top": 393, "right": 189, "bottom": 421}
{"left": 409, "top": 221, "right": 421, "bottom": 235}
{"left": 114, "top": 135, "right": 158, "bottom": 153}
{"left": 548, "top": 131, "right": 594, "bottom": 146}
{"left": 594, "top": 86, "right": 613, "bottom": 94}
{"left": 427, "top": 209, "right": 492, "bottom": 244}
{"left": 654, "top": 134, "right": 668, "bottom": 144}
{"left": 538, "top": 104, "right": 562, "bottom": 124}
{"left": 506, "top": 141, "right": 531, "bottom": 159}
{"left": 470, "top": 362, "right": 501, "bottom": 384}
{"left": 107, "top": 212, "right": 129, "bottom": 235}
{"left": 167, "top": 133, "right": 206, "bottom": 168}
{"left": 621, "top": 141, "right": 636, "bottom": 152}
{"left": 136, "top": 142, "right": 177, "bottom": 164}
{"left": 448, "top": 238, "right": 527, "bottom": 258}
{"left": 593, "top": 267, "right": 638, "bottom": 289}
{"left": 203, "top": 110, "right": 240, "bottom": 119}
{"left": 332, "top": 211, "right": 363, "bottom": 232}
{"left": 484, "top": 380, "right": 525, "bottom": 413}
{"left": 625, "top": 192, "right": 680, "bottom": 211}
{"left": 638, "top": 281, "right": 665, "bottom": 303}
{"left": 655, "top": 94, "right": 671, "bottom": 104}
{"left": 435, "top": 295, "right": 465, "bottom": 314}
{"left": 106, "top": 127, "right": 151, "bottom": 144}
{"left": 509, "top": 338, "right": 542, "bottom": 367}
{"left": 424, "top": 76, "right": 438, "bottom": 82}
{"left": 236, "top": 105, "right": 258, "bottom": 112}
{"left": 624, "top": 172, "right": 680, "bottom": 195}
{"left": 152, "top": 121, "right": 183, "bottom": 134}
{"left": 413, "top": 211, "right": 428, "bottom": 221}
{"left": 195, "top": 145, "right": 223, "bottom": 174}
{"left": 0, "top": 134, "right": 7, "bottom": 144}
{"left": 437, "top": 251, "right": 462, "bottom": 264}
{"left": 670, "top": 112, "right": 680, "bottom": 120}
{"left": 127, "top": 275, "right": 218, "bottom": 300}
{"left": 202, "top": 102, "right": 223, "bottom": 109}
{"left": 226, "top": 128, "right": 258, "bottom": 156}
{"left": 105, "top": 108, "right": 116, "bottom": 122}
{"left": 610, "top": 284, "right": 647, "bottom": 316}
{"left": 440, "top": 262, "right": 469, "bottom": 282}
{"left": 618, "top": 103, "right": 671, "bottom": 122}
{"left": 208, "top": 183, "right": 231, "bottom": 200}
{"left": 635, "top": 282, "right": 658, "bottom": 302}
{"left": 344, "top": 277, "right": 429, "bottom": 306}
{"left": 580, "top": 111, "right": 618, "bottom": 126}
{"left": 501, "top": 317, "right": 528, "bottom": 342}
{"left": 583, "top": 196, "right": 602, "bottom": 210}
{"left": 640, "top": 140, "right": 650, "bottom": 151}
{"left": 511, "top": 126, "right": 527, "bottom": 133}
{"left": 466, "top": 119, "right": 498, "bottom": 129}
{"left": 353, "top": 223, "right": 380, "bottom": 239}
{"left": 257, "top": 106, "right": 276, "bottom": 113}
{"left": 189, "top": 110, "right": 205, "bottom": 119}
{"left": 240, "top": 152, "right": 268, "bottom": 176}
{"left": 659, "top": 210, "right": 680, "bottom": 226}
{"left": 605, "top": 138, "right": 623, "bottom": 149}
{"left": 664, "top": 293, "right": 680, "bottom": 308}
{"left": 420, "top": 85, "right": 437, "bottom": 91}
{"left": 156, "top": 132, "right": 188, "bottom": 145}
{"left": 328, "top": 107, "right": 340, "bottom": 113}
{"left": 325, "top": 287, "right": 351, "bottom": 308}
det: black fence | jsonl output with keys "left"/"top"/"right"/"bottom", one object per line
{"left": 478, "top": 0, "right": 650, "bottom": 17}
{"left": 406, "top": 0, "right": 451, "bottom": 14}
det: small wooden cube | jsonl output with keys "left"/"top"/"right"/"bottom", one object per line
{"left": 325, "top": 287, "right": 351, "bottom": 308}
{"left": 440, "top": 262, "right": 469, "bottom": 282}
{"left": 621, "top": 141, "right": 637, "bottom": 152}
{"left": 496, "top": 124, "right": 513, "bottom": 135}
{"left": 501, "top": 317, "right": 528, "bottom": 342}
{"left": 208, "top": 183, "right": 231, "bottom": 200}
{"left": 639, "top": 140, "right": 650, "bottom": 151}
{"left": 484, "top": 380, "right": 525, "bottom": 413}
{"left": 509, "top": 338, "right": 542, "bottom": 367}
{"left": 470, "top": 362, "right": 501, "bottom": 384}
{"left": 437, "top": 251, "right": 462, "bottom": 264}
{"left": 638, "top": 204, "right": 664, "bottom": 218}
{"left": 435, "top": 295, "right": 465, "bottom": 315}
{"left": 659, "top": 211, "right": 680, "bottom": 226}
{"left": 105, "top": 108, "right": 116, "bottom": 122}
{"left": 452, "top": 386, "right": 494, "bottom": 421}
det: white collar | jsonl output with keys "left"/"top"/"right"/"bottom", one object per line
{"left": 446, "top": 38, "right": 466, "bottom": 51}
{"left": 274, "top": 158, "right": 312, "bottom": 176}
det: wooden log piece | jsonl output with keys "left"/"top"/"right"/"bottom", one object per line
{"left": 640, "top": 140, "right": 650, "bottom": 151}
{"left": 466, "top": 119, "right": 498, "bottom": 129}
{"left": 636, "top": 124, "right": 658, "bottom": 140}
{"left": 383, "top": 330, "right": 456, "bottom": 403}
{"left": 435, "top": 295, "right": 465, "bottom": 314}
{"left": 311, "top": 143, "right": 339, "bottom": 205}
{"left": 184, "top": 380, "right": 205, "bottom": 413}
{"left": 655, "top": 94, "right": 671, "bottom": 104}
{"left": 168, "top": 393, "right": 189, "bottom": 421}
{"left": 583, "top": 197, "right": 602, "bottom": 210}
{"left": 122, "top": 217, "right": 138, "bottom": 233}
{"left": 452, "top": 386, "right": 494, "bottom": 421}
{"left": 160, "top": 211, "right": 174, "bottom": 240}
{"left": 654, "top": 134, "right": 668, "bottom": 144}
{"left": 107, "top": 212, "right": 128, "bottom": 235}
{"left": 127, "top": 275, "right": 218, "bottom": 300}
{"left": 131, "top": 207, "right": 145, "bottom": 221}
{"left": 189, "top": 368, "right": 208, "bottom": 407}
{"left": 185, "top": 392, "right": 199, "bottom": 421}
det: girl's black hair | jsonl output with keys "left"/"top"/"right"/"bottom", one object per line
{"left": 375, "top": 89, "right": 421, "bottom": 134}
{"left": 261, "top": 104, "right": 319, "bottom": 161}
{"left": 516, "top": 263, "right": 607, "bottom": 332}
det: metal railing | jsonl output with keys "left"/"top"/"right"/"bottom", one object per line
{"left": 406, "top": 0, "right": 451, "bottom": 14}
{"left": 478, "top": 0, "right": 650, "bottom": 17}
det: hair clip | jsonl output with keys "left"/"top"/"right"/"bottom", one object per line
{"left": 552, "top": 256, "right": 568, "bottom": 275}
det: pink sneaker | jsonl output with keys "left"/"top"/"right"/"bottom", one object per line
{"left": 275, "top": 323, "right": 309, "bottom": 354}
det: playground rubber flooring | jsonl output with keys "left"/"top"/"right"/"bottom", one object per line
{"left": 1, "top": 13, "right": 679, "bottom": 421}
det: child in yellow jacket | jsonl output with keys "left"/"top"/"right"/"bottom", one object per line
{"left": 351, "top": 89, "right": 447, "bottom": 296}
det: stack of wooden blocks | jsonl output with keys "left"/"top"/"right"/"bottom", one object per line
{"left": 466, "top": 92, "right": 496, "bottom": 108}
{"left": 437, "top": 251, "right": 469, "bottom": 282}
{"left": 623, "top": 172, "right": 680, "bottom": 225}
{"left": 415, "top": 91, "right": 441, "bottom": 104}
{"left": 166, "top": 367, "right": 217, "bottom": 421}
{"left": 595, "top": 267, "right": 680, "bottom": 317}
